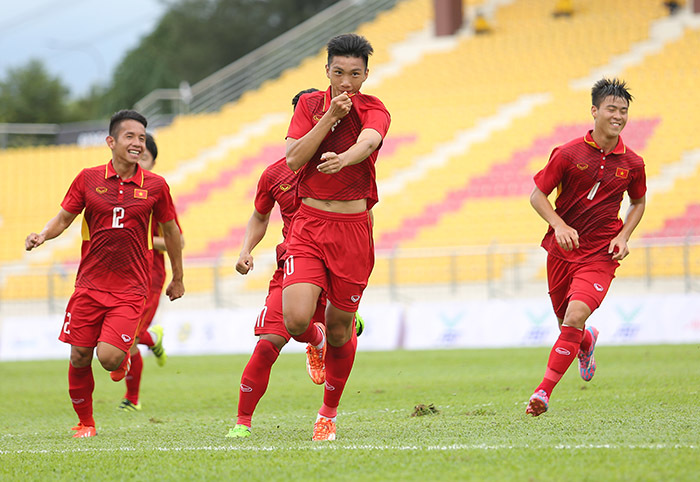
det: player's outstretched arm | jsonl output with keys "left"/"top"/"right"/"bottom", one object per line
{"left": 530, "top": 186, "right": 579, "bottom": 251}
{"left": 317, "top": 128, "right": 382, "bottom": 174}
{"left": 609, "top": 195, "right": 646, "bottom": 261}
{"left": 25, "top": 208, "right": 78, "bottom": 251}
{"left": 161, "top": 219, "right": 184, "bottom": 300}
{"left": 286, "top": 93, "right": 353, "bottom": 172}
{"left": 236, "top": 209, "right": 271, "bottom": 275}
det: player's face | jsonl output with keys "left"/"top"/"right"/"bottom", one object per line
{"left": 107, "top": 120, "right": 146, "bottom": 166}
{"left": 139, "top": 150, "right": 155, "bottom": 171}
{"left": 326, "top": 55, "right": 368, "bottom": 97}
{"left": 592, "top": 95, "right": 628, "bottom": 139}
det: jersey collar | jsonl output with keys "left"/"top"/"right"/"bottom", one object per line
{"left": 583, "top": 130, "right": 626, "bottom": 155}
{"left": 322, "top": 86, "right": 360, "bottom": 112}
{"left": 104, "top": 160, "right": 145, "bottom": 187}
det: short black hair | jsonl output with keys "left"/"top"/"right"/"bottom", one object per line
{"left": 591, "top": 78, "right": 633, "bottom": 108}
{"left": 326, "top": 33, "right": 373, "bottom": 68}
{"left": 292, "top": 88, "right": 319, "bottom": 110}
{"left": 109, "top": 109, "right": 147, "bottom": 137}
{"left": 145, "top": 133, "right": 158, "bottom": 162}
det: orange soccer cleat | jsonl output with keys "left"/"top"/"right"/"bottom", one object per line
{"left": 110, "top": 352, "right": 131, "bottom": 382}
{"left": 71, "top": 422, "right": 97, "bottom": 438}
{"left": 312, "top": 416, "right": 336, "bottom": 441}
{"left": 305, "top": 323, "right": 326, "bottom": 385}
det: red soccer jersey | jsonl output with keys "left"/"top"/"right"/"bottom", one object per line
{"left": 254, "top": 158, "right": 299, "bottom": 264}
{"left": 286, "top": 87, "right": 391, "bottom": 209}
{"left": 61, "top": 161, "right": 177, "bottom": 296}
{"left": 533, "top": 131, "right": 647, "bottom": 262}
{"left": 150, "top": 212, "right": 182, "bottom": 293}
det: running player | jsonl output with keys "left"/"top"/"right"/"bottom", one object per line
{"left": 282, "top": 34, "right": 390, "bottom": 440}
{"left": 526, "top": 78, "right": 646, "bottom": 416}
{"left": 118, "top": 133, "right": 184, "bottom": 412}
{"left": 25, "top": 110, "right": 184, "bottom": 437}
{"left": 226, "top": 89, "right": 364, "bottom": 439}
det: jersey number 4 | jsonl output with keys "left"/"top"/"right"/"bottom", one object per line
{"left": 112, "top": 207, "right": 125, "bottom": 228}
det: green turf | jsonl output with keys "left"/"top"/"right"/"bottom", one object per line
{"left": 1, "top": 344, "right": 698, "bottom": 481}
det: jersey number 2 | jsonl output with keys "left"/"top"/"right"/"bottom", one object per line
{"left": 112, "top": 207, "right": 125, "bottom": 228}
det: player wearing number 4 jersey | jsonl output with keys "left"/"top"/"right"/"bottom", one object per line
{"left": 25, "top": 110, "right": 184, "bottom": 438}
{"left": 283, "top": 34, "right": 390, "bottom": 441}
{"left": 526, "top": 78, "right": 646, "bottom": 416}
{"left": 226, "top": 89, "right": 365, "bottom": 439}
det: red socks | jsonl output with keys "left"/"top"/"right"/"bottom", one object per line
{"left": 139, "top": 330, "right": 154, "bottom": 347}
{"left": 319, "top": 329, "right": 358, "bottom": 419}
{"left": 237, "top": 339, "right": 280, "bottom": 427}
{"left": 69, "top": 364, "right": 95, "bottom": 427}
{"left": 124, "top": 351, "right": 143, "bottom": 405}
{"left": 536, "top": 325, "right": 584, "bottom": 396}
{"left": 291, "top": 322, "right": 323, "bottom": 346}
{"left": 579, "top": 326, "right": 593, "bottom": 354}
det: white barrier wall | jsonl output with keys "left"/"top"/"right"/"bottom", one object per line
{"left": 1, "top": 294, "right": 699, "bottom": 361}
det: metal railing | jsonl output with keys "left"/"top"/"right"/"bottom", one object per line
{"left": 2, "top": 237, "right": 698, "bottom": 313}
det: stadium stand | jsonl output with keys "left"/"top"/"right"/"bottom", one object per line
{"left": 1, "top": 0, "right": 699, "bottom": 302}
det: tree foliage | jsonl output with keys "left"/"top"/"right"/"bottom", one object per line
{"left": 105, "top": 0, "right": 339, "bottom": 112}
{"left": 0, "top": 59, "right": 70, "bottom": 123}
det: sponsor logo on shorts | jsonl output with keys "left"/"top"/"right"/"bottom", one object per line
{"left": 240, "top": 384, "right": 253, "bottom": 393}
{"left": 593, "top": 283, "right": 604, "bottom": 292}
{"left": 121, "top": 334, "right": 132, "bottom": 343}
{"left": 555, "top": 347, "right": 571, "bottom": 356}
{"left": 350, "top": 295, "right": 360, "bottom": 303}
{"left": 324, "top": 381, "right": 336, "bottom": 391}
{"left": 71, "top": 398, "right": 85, "bottom": 404}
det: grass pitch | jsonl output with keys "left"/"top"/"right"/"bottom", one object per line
{"left": 1, "top": 344, "right": 698, "bottom": 481}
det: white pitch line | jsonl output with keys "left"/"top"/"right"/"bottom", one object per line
{"left": 1, "top": 443, "right": 696, "bottom": 455}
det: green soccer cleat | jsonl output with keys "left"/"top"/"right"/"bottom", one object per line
{"left": 354, "top": 312, "right": 365, "bottom": 337}
{"left": 149, "top": 325, "right": 167, "bottom": 367}
{"left": 226, "top": 424, "right": 251, "bottom": 438}
{"left": 118, "top": 399, "right": 142, "bottom": 412}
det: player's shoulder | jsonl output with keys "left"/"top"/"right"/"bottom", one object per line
{"left": 262, "top": 158, "right": 295, "bottom": 184}
{"left": 621, "top": 145, "right": 644, "bottom": 167}
{"left": 299, "top": 90, "right": 324, "bottom": 109}
{"left": 355, "top": 92, "right": 388, "bottom": 111}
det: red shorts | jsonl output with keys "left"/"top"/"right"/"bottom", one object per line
{"left": 255, "top": 268, "right": 325, "bottom": 340}
{"left": 546, "top": 255, "right": 619, "bottom": 319}
{"left": 283, "top": 203, "right": 374, "bottom": 312}
{"left": 59, "top": 287, "right": 145, "bottom": 352}
{"left": 136, "top": 288, "right": 162, "bottom": 338}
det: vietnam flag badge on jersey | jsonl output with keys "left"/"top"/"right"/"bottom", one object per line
{"left": 134, "top": 189, "right": 148, "bottom": 199}
{"left": 615, "top": 168, "right": 629, "bottom": 179}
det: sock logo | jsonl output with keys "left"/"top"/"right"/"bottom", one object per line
{"left": 71, "top": 398, "right": 85, "bottom": 404}
{"left": 324, "top": 381, "right": 336, "bottom": 391}
{"left": 555, "top": 347, "right": 571, "bottom": 356}
{"left": 350, "top": 295, "right": 360, "bottom": 303}
{"left": 593, "top": 283, "right": 604, "bottom": 292}
{"left": 121, "top": 334, "right": 132, "bottom": 343}
{"left": 240, "top": 384, "right": 253, "bottom": 393}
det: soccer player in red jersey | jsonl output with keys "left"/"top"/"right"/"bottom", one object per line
{"left": 25, "top": 110, "right": 184, "bottom": 437}
{"left": 526, "top": 78, "right": 646, "bottom": 416}
{"left": 118, "top": 133, "right": 184, "bottom": 412}
{"left": 283, "top": 34, "right": 390, "bottom": 440}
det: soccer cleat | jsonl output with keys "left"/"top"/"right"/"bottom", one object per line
{"left": 225, "top": 424, "right": 251, "bottom": 438}
{"left": 306, "top": 322, "right": 326, "bottom": 385}
{"left": 312, "top": 416, "right": 336, "bottom": 441}
{"left": 150, "top": 325, "right": 167, "bottom": 367}
{"left": 118, "top": 399, "right": 142, "bottom": 412}
{"left": 578, "top": 326, "right": 599, "bottom": 382}
{"left": 71, "top": 422, "right": 97, "bottom": 438}
{"left": 354, "top": 312, "right": 365, "bottom": 337}
{"left": 526, "top": 389, "right": 549, "bottom": 417}
{"left": 110, "top": 352, "right": 131, "bottom": 382}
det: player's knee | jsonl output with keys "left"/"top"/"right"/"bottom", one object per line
{"left": 70, "top": 350, "right": 92, "bottom": 368}
{"left": 97, "top": 352, "right": 123, "bottom": 371}
{"left": 563, "top": 301, "right": 591, "bottom": 329}
{"left": 283, "top": 310, "right": 309, "bottom": 336}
